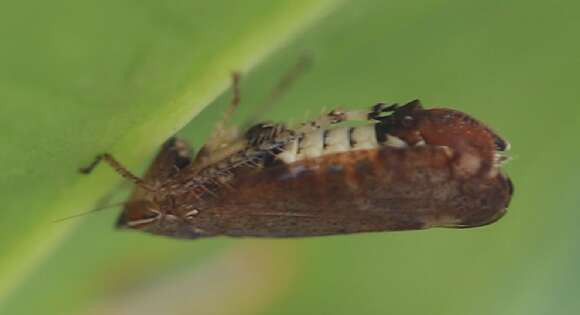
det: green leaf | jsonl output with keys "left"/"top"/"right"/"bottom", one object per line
{"left": 4, "top": 0, "right": 580, "bottom": 314}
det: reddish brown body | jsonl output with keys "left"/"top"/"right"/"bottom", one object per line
{"left": 98, "top": 100, "right": 513, "bottom": 239}
{"left": 180, "top": 146, "right": 511, "bottom": 237}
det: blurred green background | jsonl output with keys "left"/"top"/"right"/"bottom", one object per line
{"left": 1, "top": 0, "right": 579, "bottom": 314}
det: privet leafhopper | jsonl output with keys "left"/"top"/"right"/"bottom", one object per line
{"left": 81, "top": 72, "right": 513, "bottom": 239}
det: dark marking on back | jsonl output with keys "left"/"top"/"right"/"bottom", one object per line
{"left": 296, "top": 135, "right": 304, "bottom": 155}
{"left": 348, "top": 127, "right": 355, "bottom": 147}
{"left": 374, "top": 123, "right": 388, "bottom": 143}
{"left": 323, "top": 129, "right": 330, "bottom": 149}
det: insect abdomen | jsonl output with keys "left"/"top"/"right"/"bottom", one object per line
{"left": 276, "top": 124, "right": 408, "bottom": 164}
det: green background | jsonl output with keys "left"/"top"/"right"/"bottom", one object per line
{"left": 1, "top": 0, "right": 579, "bottom": 314}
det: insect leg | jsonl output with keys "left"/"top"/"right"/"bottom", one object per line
{"left": 193, "top": 73, "right": 242, "bottom": 166}
{"left": 80, "top": 154, "right": 154, "bottom": 192}
{"left": 250, "top": 55, "right": 311, "bottom": 121}
{"left": 216, "top": 72, "right": 241, "bottom": 134}
{"left": 209, "top": 72, "right": 242, "bottom": 143}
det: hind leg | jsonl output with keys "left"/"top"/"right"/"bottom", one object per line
{"left": 193, "top": 73, "right": 243, "bottom": 166}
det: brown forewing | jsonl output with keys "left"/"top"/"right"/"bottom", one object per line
{"left": 186, "top": 146, "right": 512, "bottom": 237}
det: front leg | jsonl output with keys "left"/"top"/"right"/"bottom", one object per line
{"left": 80, "top": 137, "right": 193, "bottom": 192}
{"left": 80, "top": 153, "right": 154, "bottom": 192}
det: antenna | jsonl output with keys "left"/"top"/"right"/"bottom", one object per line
{"left": 52, "top": 201, "right": 126, "bottom": 223}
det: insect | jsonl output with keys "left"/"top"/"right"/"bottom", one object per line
{"left": 81, "top": 71, "right": 513, "bottom": 239}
